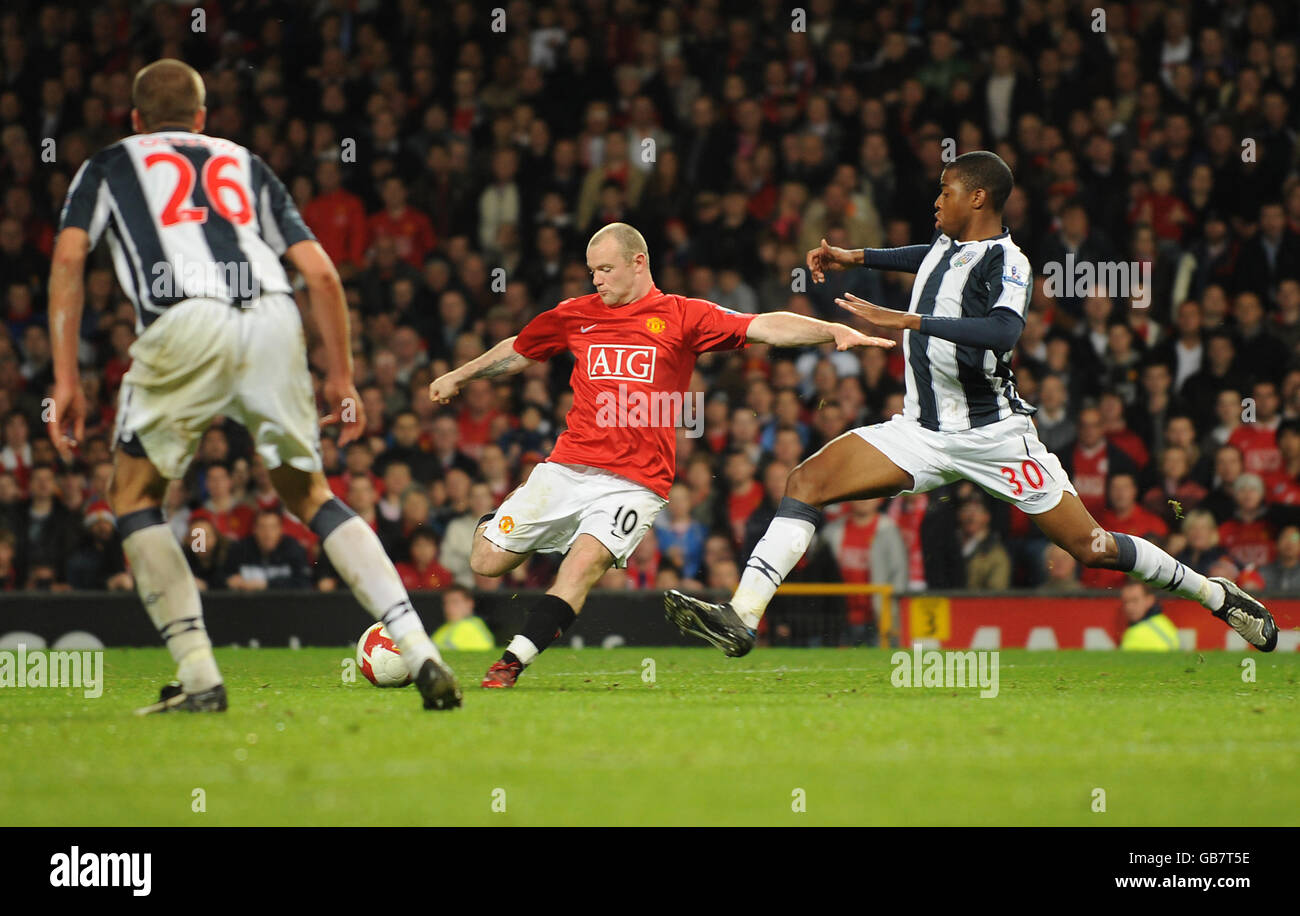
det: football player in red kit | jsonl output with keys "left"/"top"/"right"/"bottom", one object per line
{"left": 428, "top": 222, "right": 895, "bottom": 686}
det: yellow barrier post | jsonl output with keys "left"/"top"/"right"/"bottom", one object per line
{"left": 773, "top": 583, "right": 896, "bottom": 647}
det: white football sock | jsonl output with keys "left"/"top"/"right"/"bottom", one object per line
{"left": 321, "top": 516, "right": 443, "bottom": 676}
{"left": 506, "top": 635, "right": 540, "bottom": 665}
{"left": 122, "top": 522, "right": 222, "bottom": 693}
{"left": 1115, "top": 532, "right": 1226, "bottom": 610}
{"left": 732, "top": 516, "right": 817, "bottom": 628}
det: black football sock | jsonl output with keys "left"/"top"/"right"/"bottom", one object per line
{"left": 503, "top": 594, "right": 577, "bottom": 664}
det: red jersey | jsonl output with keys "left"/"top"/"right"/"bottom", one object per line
{"left": 1071, "top": 442, "right": 1111, "bottom": 516}
{"left": 887, "top": 495, "right": 927, "bottom": 587}
{"left": 303, "top": 189, "right": 368, "bottom": 269}
{"left": 457, "top": 408, "right": 500, "bottom": 460}
{"left": 329, "top": 471, "right": 384, "bottom": 503}
{"left": 834, "top": 515, "right": 878, "bottom": 626}
{"left": 205, "top": 503, "right": 254, "bottom": 541}
{"left": 1228, "top": 424, "right": 1281, "bottom": 478}
{"left": 396, "top": 561, "right": 455, "bottom": 591}
{"left": 1219, "top": 517, "right": 1276, "bottom": 569}
{"left": 1106, "top": 429, "right": 1149, "bottom": 469}
{"left": 727, "top": 480, "right": 765, "bottom": 546}
{"left": 367, "top": 207, "right": 436, "bottom": 267}
{"left": 512, "top": 287, "right": 755, "bottom": 497}
{"left": 1265, "top": 471, "right": 1300, "bottom": 505}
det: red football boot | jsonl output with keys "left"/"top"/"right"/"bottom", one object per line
{"left": 481, "top": 658, "right": 525, "bottom": 688}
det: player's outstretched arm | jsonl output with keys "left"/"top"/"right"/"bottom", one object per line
{"left": 429, "top": 336, "right": 538, "bottom": 405}
{"left": 47, "top": 227, "right": 90, "bottom": 459}
{"left": 746, "top": 311, "right": 896, "bottom": 351}
{"left": 286, "top": 239, "right": 365, "bottom": 445}
{"left": 806, "top": 237, "right": 929, "bottom": 284}
{"left": 835, "top": 291, "right": 1023, "bottom": 351}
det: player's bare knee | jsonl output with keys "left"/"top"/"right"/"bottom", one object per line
{"left": 1071, "top": 533, "right": 1110, "bottom": 568}
{"left": 469, "top": 541, "right": 510, "bottom": 577}
{"left": 784, "top": 464, "right": 825, "bottom": 506}
{"left": 468, "top": 549, "right": 494, "bottom": 577}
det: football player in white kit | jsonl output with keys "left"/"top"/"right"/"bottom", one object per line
{"left": 46, "top": 59, "right": 461, "bottom": 712}
{"left": 666, "top": 150, "right": 1278, "bottom": 657}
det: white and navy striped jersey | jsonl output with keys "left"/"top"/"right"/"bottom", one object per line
{"left": 58, "top": 130, "right": 314, "bottom": 331}
{"left": 903, "top": 228, "right": 1035, "bottom": 432}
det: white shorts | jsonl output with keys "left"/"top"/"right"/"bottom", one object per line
{"left": 481, "top": 462, "right": 667, "bottom": 568}
{"left": 114, "top": 295, "right": 322, "bottom": 480}
{"left": 852, "top": 412, "right": 1077, "bottom": 514}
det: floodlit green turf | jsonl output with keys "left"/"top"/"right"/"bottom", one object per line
{"left": 0, "top": 647, "right": 1296, "bottom": 826}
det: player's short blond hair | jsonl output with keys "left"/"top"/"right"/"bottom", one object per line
{"left": 132, "top": 59, "right": 205, "bottom": 130}
{"left": 587, "top": 222, "right": 649, "bottom": 266}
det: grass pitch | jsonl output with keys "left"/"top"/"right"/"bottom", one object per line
{"left": 1, "top": 647, "right": 1296, "bottom": 826}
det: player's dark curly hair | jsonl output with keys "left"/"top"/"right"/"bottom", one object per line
{"left": 947, "top": 151, "right": 1014, "bottom": 212}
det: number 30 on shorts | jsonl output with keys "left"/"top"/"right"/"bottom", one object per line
{"left": 999, "top": 460, "right": 1044, "bottom": 497}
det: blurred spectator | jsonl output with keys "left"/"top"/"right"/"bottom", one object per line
{"left": 368, "top": 175, "right": 436, "bottom": 268}
{"left": 1061, "top": 407, "right": 1138, "bottom": 518}
{"left": 1260, "top": 525, "right": 1300, "bottom": 592}
{"left": 654, "top": 482, "right": 706, "bottom": 579}
{"left": 66, "top": 500, "right": 130, "bottom": 590}
{"left": 302, "top": 159, "right": 367, "bottom": 278}
{"left": 432, "top": 584, "right": 495, "bottom": 651}
{"left": 0, "top": 529, "right": 19, "bottom": 590}
{"left": 1172, "top": 508, "right": 1231, "bottom": 573}
{"left": 822, "top": 498, "right": 907, "bottom": 645}
{"left": 439, "top": 480, "right": 494, "bottom": 587}
{"left": 1118, "top": 582, "right": 1179, "bottom": 651}
{"left": 1218, "top": 473, "right": 1286, "bottom": 570}
{"left": 201, "top": 462, "right": 254, "bottom": 541}
{"left": 958, "top": 498, "right": 1010, "bottom": 591}
{"left": 225, "top": 511, "right": 312, "bottom": 590}
{"left": 16, "top": 465, "right": 78, "bottom": 586}
{"left": 183, "top": 512, "right": 229, "bottom": 591}
{"left": 724, "top": 449, "right": 763, "bottom": 549}
{"left": 395, "top": 528, "right": 454, "bottom": 591}
{"left": 1037, "top": 543, "right": 1082, "bottom": 592}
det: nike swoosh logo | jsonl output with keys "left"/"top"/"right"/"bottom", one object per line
{"left": 580, "top": 324, "right": 597, "bottom": 333}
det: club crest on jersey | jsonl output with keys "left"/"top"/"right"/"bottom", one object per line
{"left": 587, "top": 344, "right": 656, "bottom": 382}
{"left": 950, "top": 248, "right": 978, "bottom": 269}
{"left": 498, "top": 516, "right": 515, "bottom": 533}
{"left": 645, "top": 317, "right": 665, "bottom": 334}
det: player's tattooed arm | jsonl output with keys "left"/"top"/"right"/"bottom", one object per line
{"left": 429, "top": 336, "right": 537, "bottom": 403}
{"left": 747, "top": 312, "right": 896, "bottom": 352}
{"left": 473, "top": 345, "right": 532, "bottom": 378}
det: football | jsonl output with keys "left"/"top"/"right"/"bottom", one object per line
{"left": 356, "top": 623, "right": 411, "bottom": 688}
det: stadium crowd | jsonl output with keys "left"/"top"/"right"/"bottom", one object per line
{"left": 3, "top": 0, "right": 1300, "bottom": 644}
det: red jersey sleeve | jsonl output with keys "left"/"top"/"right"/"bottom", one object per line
{"left": 513, "top": 306, "right": 569, "bottom": 360}
{"left": 681, "top": 297, "right": 755, "bottom": 354}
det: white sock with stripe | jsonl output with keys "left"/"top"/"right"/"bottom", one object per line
{"left": 312, "top": 503, "right": 443, "bottom": 677}
{"left": 1111, "top": 532, "right": 1226, "bottom": 610}
{"left": 731, "top": 498, "right": 822, "bottom": 628}
{"left": 120, "top": 510, "right": 222, "bottom": 694}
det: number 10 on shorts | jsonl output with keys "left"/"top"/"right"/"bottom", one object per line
{"left": 611, "top": 505, "right": 639, "bottom": 538}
